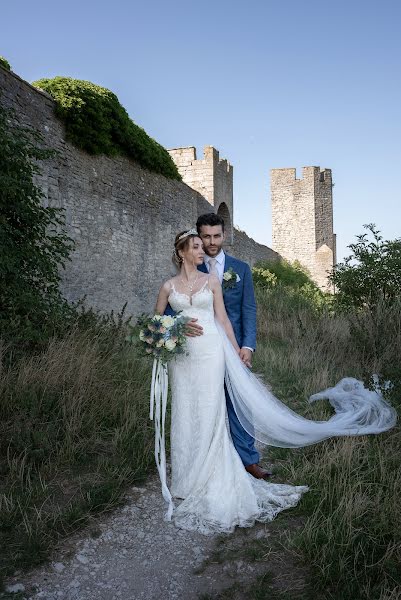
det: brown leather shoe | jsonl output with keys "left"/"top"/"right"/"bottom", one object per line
{"left": 245, "top": 463, "right": 273, "bottom": 479}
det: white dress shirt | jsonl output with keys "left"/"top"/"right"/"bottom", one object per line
{"left": 204, "top": 249, "right": 225, "bottom": 282}
{"left": 204, "top": 250, "right": 253, "bottom": 352}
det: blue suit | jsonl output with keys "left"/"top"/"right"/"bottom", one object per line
{"left": 166, "top": 253, "right": 259, "bottom": 466}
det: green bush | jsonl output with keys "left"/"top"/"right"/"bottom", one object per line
{"left": 254, "top": 259, "right": 314, "bottom": 289}
{"left": 329, "top": 223, "right": 401, "bottom": 310}
{"left": 32, "top": 77, "right": 181, "bottom": 181}
{"left": 253, "top": 259, "right": 330, "bottom": 313}
{"left": 0, "top": 56, "right": 11, "bottom": 71}
{"left": 251, "top": 266, "right": 278, "bottom": 289}
{"left": 0, "top": 102, "right": 75, "bottom": 351}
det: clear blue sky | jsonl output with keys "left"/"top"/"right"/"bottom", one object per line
{"left": 2, "top": 0, "right": 401, "bottom": 261}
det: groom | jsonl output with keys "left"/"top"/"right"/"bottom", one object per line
{"left": 190, "top": 213, "right": 270, "bottom": 480}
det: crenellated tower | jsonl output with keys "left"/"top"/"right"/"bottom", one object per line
{"left": 271, "top": 166, "right": 336, "bottom": 291}
{"left": 168, "top": 145, "right": 234, "bottom": 244}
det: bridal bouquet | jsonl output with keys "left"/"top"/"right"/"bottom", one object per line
{"left": 126, "top": 313, "right": 190, "bottom": 364}
{"left": 127, "top": 312, "right": 191, "bottom": 519}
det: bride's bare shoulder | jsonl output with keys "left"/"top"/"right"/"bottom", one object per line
{"left": 207, "top": 274, "right": 220, "bottom": 290}
{"left": 160, "top": 277, "right": 178, "bottom": 293}
{"left": 207, "top": 275, "right": 221, "bottom": 288}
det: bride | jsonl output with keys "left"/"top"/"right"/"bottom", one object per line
{"left": 154, "top": 229, "right": 397, "bottom": 535}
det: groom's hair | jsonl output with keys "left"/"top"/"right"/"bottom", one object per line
{"left": 196, "top": 213, "right": 225, "bottom": 232}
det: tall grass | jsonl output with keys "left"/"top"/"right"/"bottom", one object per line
{"left": 254, "top": 287, "right": 401, "bottom": 599}
{"left": 0, "top": 322, "right": 154, "bottom": 585}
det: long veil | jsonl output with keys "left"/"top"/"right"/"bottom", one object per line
{"left": 216, "top": 321, "right": 397, "bottom": 447}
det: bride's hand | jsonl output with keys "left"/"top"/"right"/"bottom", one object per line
{"left": 185, "top": 318, "right": 203, "bottom": 337}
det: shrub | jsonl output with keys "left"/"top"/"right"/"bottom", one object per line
{"left": 0, "top": 56, "right": 11, "bottom": 71}
{"left": 253, "top": 259, "right": 330, "bottom": 313}
{"left": 32, "top": 77, "right": 181, "bottom": 181}
{"left": 254, "top": 258, "right": 314, "bottom": 289}
{"left": 329, "top": 223, "right": 401, "bottom": 310}
{"left": 0, "top": 103, "right": 75, "bottom": 350}
{"left": 251, "top": 266, "right": 278, "bottom": 289}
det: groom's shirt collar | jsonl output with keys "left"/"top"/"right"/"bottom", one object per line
{"left": 204, "top": 249, "right": 225, "bottom": 266}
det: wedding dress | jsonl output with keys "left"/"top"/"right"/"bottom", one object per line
{"left": 167, "top": 280, "right": 307, "bottom": 534}
{"left": 162, "top": 279, "right": 396, "bottom": 535}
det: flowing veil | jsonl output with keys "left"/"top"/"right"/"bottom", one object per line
{"left": 216, "top": 321, "right": 397, "bottom": 447}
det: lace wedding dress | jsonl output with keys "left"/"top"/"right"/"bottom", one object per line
{"left": 168, "top": 280, "right": 308, "bottom": 534}
{"left": 165, "top": 279, "right": 396, "bottom": 535}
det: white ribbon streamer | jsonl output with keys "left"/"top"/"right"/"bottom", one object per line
{"left": 150, "top": 358, "right": 174, "bottom": 520}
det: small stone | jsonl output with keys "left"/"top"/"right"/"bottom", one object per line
{"left": 6, "top": 583, "right": 25, "bottom": 593}
{"left": 76, "top": 554, "right": 89, "bottom": 565}
{"left": 255, "top": 529, "right": 270, "bottom": 539}
{"left": 53, "top": 562, "right": 65, "bottom": 573}
{"left": 7, "top": 583, "right": 26, "bottom": 594}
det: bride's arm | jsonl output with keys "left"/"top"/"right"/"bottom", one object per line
{"left": 209, "top": 276, "right": 240, "bottom": 353}
{"left": 155, "top": 281, "right": 171, "bottom": 315}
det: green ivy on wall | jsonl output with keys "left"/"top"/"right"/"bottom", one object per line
{"left": 0, "top": 56, "right": 11, "bottom": 71}
{"left": 33, "top": 77, "right": 181, "bottom": 181}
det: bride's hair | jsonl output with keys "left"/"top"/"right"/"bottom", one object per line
{"left": 172, "top": 230, "right": 199, "bottom": 269}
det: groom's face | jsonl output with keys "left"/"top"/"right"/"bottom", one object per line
{"left": 198, "top": 225, "right": 225, "bottom": 258}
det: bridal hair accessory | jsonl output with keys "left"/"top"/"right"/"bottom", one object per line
{"left": 173, "top": 248, "right": 183, "bottom": 263}
{"left": 178, "top": 228, "right": 198, "bottom": 241}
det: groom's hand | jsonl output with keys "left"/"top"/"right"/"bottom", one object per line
{"left": 239, "top": 347, "right": 252, "bottom": 368}
{"left": 185, "top": 318, "right": 203, "bottom": 337}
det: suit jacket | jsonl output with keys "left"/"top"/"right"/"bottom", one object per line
{"left": 166, "top": 253, "right": 257, "bottom": 350}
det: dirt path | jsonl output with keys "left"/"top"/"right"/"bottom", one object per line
{"left": 4, "top": 471, "right": 308, "bottom": 600}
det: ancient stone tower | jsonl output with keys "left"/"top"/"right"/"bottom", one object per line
{"left": 168, "top": 146, "right": 234, "bottom": 244}
{"left": 271, "top": 166, "right": 336, "bottom": 291}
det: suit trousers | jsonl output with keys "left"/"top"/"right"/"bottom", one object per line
{"left": 224, "top": 383, "right": 260, "bottom": 466}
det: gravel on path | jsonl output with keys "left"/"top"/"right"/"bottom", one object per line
{"left": 4, "top": 475, "right": 270, "bottom": 600}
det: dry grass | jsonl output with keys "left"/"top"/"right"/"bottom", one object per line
{"left": 254, "top": 287, "right": 401, "bottom": 599}
{"left": 0, "top": 323, "right": 154, "bottom": 586}
{"left": 1, "top": 286, "right": 400, "bottom": 599}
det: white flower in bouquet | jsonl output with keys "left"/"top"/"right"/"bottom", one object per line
{"left": 165, "top": 339, "right": 177, "bottom": 351}
{"left": 161, "top": 315, "right": 175, "bottom": 328}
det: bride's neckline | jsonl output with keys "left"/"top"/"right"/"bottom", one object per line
{"left": 170, "top": 279, "right": 210, "bottom": 305}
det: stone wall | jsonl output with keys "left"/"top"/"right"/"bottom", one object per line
{"left": 271, "top": 166, "right": 336, "bottom": 291}
{"left": 232, "top": 229, "right": 279, "bottom": 265}
{"left": 0, "top": 66, "right": 277, "bottom": 315}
